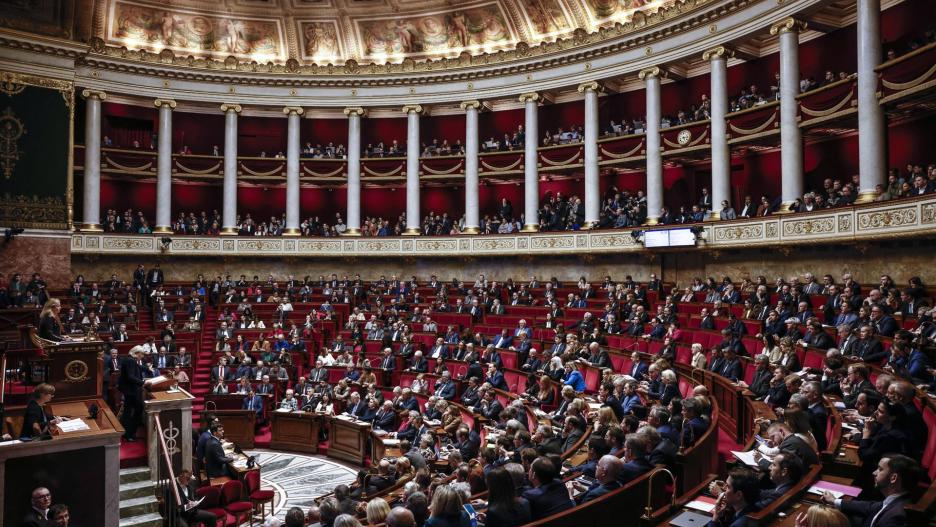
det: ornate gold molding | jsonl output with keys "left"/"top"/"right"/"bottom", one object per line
{"left": 460, "top": 100, "right": 481, "bottom": 111}
{"left": 343, "top": 107, "right": 366, "bottom": 117}
{"left": 220, "top": 103, "right": 242, "bottom": 113}
{"left": 638, "top": 66, "right": 663, "bottom": 80}
{"left": 770, "top": 18, "right": 807, "bottom": 35}
{"left": 576, "top": 81, "right": 601, "bottom": 93}
{"left": 702, "top": 45, "right": 733, "bottom": 61}
{"left": 283, "top": 106, "right": 304, "bottom": 115}
{"left": 401, "top": 104, "right": 424, "bottom": 114}
{"left": 153, "top": 98, "right": 177, "bottom": 109}
{"left": 81, "top": 89, "right": 106, "bottom": 100}
{"left": 518, "top": 92, "right": 540, "bottom": 103}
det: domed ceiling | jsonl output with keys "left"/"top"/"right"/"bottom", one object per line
{"left": 92, "top": 0, "right": 678, "bottom": 65}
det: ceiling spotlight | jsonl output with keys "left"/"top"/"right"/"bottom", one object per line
{"left": 4, "top": 228, "right": 24, "bottom": 242}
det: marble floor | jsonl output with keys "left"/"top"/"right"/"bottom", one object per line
{"left": 245, "top": 450, "right": 358, "bottom": 521}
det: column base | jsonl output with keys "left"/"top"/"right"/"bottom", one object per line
{"left": 854, "top": 189, "right": 878, "bottom": 204}
{"left": 775, "top": 201, "right": 798, "bottom": 214}
{"left": 402, "top": 228, "right": 422, "bottom": 236}
{"left": 520, "top": 224, "right": 539, "bottom": 233}
{"left": 282, "top": 228, "right": 301, "bottom": 236}
{"left": 341, "top": 228, "right": 362, "bottom": 237}
{"left": 708, "top": 211, "right": 721, "bottom": 221}
{"left": 79, "top": 223, "right": 103, "bottom": 233}
{"left": 153, "top": 226, "right": 172, "bottom": 233}
{"left": 462, "top": 226, "right": 480, "bottom": 235}
{"left": 220, "top": 227, "right": 239, "bottom": 236}
{"left": 644, "top": 217, "right": 660, "bottom": 226}
{"left": 580, "top": 221, "right": 598, "bottom": 230}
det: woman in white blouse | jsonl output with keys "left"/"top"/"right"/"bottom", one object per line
{"left": 410, "top": 374, "right": 429, "bottom": 394}
{"left": 314, "top": 393, "right": 335, "bottom": 415}
{"left": 690, "top": 343, "right": 708, "bottom": 370}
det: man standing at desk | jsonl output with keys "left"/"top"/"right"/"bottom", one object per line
{"left": 205, "top": 424, "right": 235, "bottom": 479}
{"left": 118, "top": 346, "right": 146, "bottom": 442}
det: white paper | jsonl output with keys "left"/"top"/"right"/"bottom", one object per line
{"left": 731, "top": 450, "right": 760, "bottom": 467}
{"left": 686, "top": 500, "right": 717, "bottom": 513}
{"left": 833, "top": 401, "right": 846, "bottom": 409}
{"left": 808, "top": 486, "right": 843, "bottom": 499}
{"left": 56, "top": 419, "right": 90, "bottom": 433}
{"left": 0, "top": 439, "right": 23, "bottom": 446}
{"left": 183, "top": 497, "right": 205, "bottom": 511}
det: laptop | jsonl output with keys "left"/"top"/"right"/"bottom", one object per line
{"left": 668, "top": 511, "right": 712, "bottom": 527}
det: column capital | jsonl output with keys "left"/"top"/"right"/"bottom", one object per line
{"left": 401, "top": 104, "right": 424, "bottom": 114}
{"left": 770, "top": 17, "right": 807, "bottom": 35}
{"left": 220, "top": 103, "right": 242, "bottom": 113}
{"left": 702, "top": 45, "right": 734, "bottom": 61}
{"left": 460, "top": 100, "right": 481, "bottom": 111}
{"left": 638, "top": 67, "right": 664, "bottom": 80}
{"left": 81, "top": 89, "right": 106, "bottom": 101}
{"left": 154, "top": 98, "right": 177, "bottom": 109}
{"left": 576, "top": 81, "right": 601, "bottom": 93}
{"left": 518, "top": 92, "right": 540, "bottom": 103}
{"left": 283, "top": 106, "right": 304, "bottom": 116}
{"left": 343, "top": 107, "right": 366, "bottom": 117}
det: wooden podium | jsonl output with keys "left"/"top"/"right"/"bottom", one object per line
{"left": 144, "top": 388, "right": 195, "bottom": 480}
{"left": 327, "top": 416, "right": 371, "bottom": 466}
{"left": 0, "top": 398, "right": 122, "bottom": 527}
{"left": 213, "top": 409, "right": 256, "bottom": 448}
{"left": 29, "top": 332, "right": 107, "bottom": 401}
{"left": 270, "top": 411, "right": 321, "bottom": 453}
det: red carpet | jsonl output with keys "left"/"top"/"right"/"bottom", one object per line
{"left": 716, "top": 428, "right": 745, "bottom": 474}
{"left": 254, "top": 425, "right": 272, "bottom": 448}
{"left": 119, "top": 438, "right": 148, "bottom": 468}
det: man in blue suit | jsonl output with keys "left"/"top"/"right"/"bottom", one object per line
{"left": 492, "top": 329, "right": 513, "bottom": 349}
{"left": 487, "top": 364, "right": 508, "bottom": 391}
{"left": 576, "top": 455, "right": 623, "bottom": 504}
{"left": 433, "top": 371, "right": 456, "bottom": 400}
{"left": 821, "top": 454, "right": 919, "bottom": 527}
{"left": 618, "top": 436, "right": 654, "bottom": 485}
{"left": 345, "top": 392, "right": 367, "bottom": 418}
{"left": 706, "top": 467, "right": 760, "bottom": 527}
{"left": 522, "top": 458, "right": 574, "bottom": 520}
{"left": 870, "top": 305, "right": 898, "bottom": 337}
{"left": 242, "top": 389, "right": 264, "bottom": 423}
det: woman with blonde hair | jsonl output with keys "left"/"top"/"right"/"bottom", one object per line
{"left": 38, "top": 298, "right": 65, "bottom": 342}
{"left": 425, "top": 485, "right": 469, "bottom": 527}
{"left": 365, "top": 497, "right": 390, "bottom": 526}
{"left": 690, "top": 343, "right": 707, "bottom": 370}
{"left": 593, "top": 406, "right": 615, "bottom": 437}
{"left": 778, "top": 336, "right": 801, "bottom": 372}
{"left": 795, "top": 505, "right": 849, "bottom": 527}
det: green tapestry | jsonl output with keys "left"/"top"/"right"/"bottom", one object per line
{"left": 0, "top": 72, "right": 72, "bottom": 229}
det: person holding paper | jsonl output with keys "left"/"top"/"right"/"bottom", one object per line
{"left": 167, "top": 468, "right": 218, "bottom": 527}
{"left": 820, "top": 454, "right": 920, "bottom": 527}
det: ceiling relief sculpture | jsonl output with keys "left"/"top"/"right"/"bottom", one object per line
{"left": 94, "top": 0, "right": 680, "bottom": 65}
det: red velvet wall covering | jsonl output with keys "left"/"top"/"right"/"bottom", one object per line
{"left": 480, "top": 108, "right": 524, "bottom": 141}
{"left": 302, "top": 117, "right": 348, "bottom": 146}
{"left": 173, "top": 112, "right": 224, "bottom": 155}
{"left": 422, "top": 114, "right": 466, "bottom": 145}
{"left": 361, "top": 117, "right": 407, "bottom": 147}
{"left": 238, "top": 115, "right": 288, "bottom": 157}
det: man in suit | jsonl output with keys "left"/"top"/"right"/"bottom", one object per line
{"left": 308, "top": 359, "right": 328, "bottom": 384}
{"left": 560, "top": 416, "right": 586, "bottom": 452}
{"left": 755, "top": 453, "right": 802, "bottom": 509}
{"left": 477, "top": 390, "right": 504, "bottom": 421}
{"left": 118, "top": 346, "right": 146, "bottom": 442}
{"left": 842, "top": 364, "right": 875, "bottom": 409}
{"left": 145, "top": 263, "right": 164, "bottom": 305}
{"left": 870, "top": 306, "right": 898, "bottom": 337}
{"left": 801, "top": 381, "right": 829, "bottom": 452}
{"left": 852, "top": 325, "right": 887, "bottom": 363}
{"left": 455, "top": 425, "right": 481, "bottom": 460}
{"left": 739, "top": 354, "right": 772, "bottom": 398}
{"left": 204, "top": 424, "right": 234, "bottom": 479}
{"left": 168, "top": 469, "right": 218, "bottom": 527}
{"left": 373, "top": 401, "right": 396, "bottom": 431}
{"left": 737, "top": 196, "right": 755, "bottom": 218}
{"left": 708, "top": 468, "right": 761, "bottom": 527}
{"left": 822, "top": 454, "right": 920, "bottom": 527}
{"left": 577, "top": 455, "right": 623, "bottom": 503}
{"left": 699, "top": 308, "right": 716, "bottom": 330}
{"left": 209, "top": 358, "right": 231, "bottom": 383}
{"left": 628, "top": 352, "right": 649, "bottom": 380}
{"left": 618, "top": 435, "right": 655, "bottom": 484}
{"left": 24, "top": 487, "right": 53, "bottom": 527}
{"left": 522, "top": 458, "right": 574, "bottom": 520}
{"left": 433, "top": 371, "right": 456, "bottom": 400}
{"left": 407, "top": 351, "right": 428, "bottom": 373}
{"left": 242, "top": 389, "right": 264, "bottom": 422}
{"left": 345, "top": 392, "right": 367, "bottom": 418}
{"left": 486, "top": 364, "right": 508, "bottom": 391}
{"left": 757, "top": 421, "right": 819, "bottom": 469}
{"left": 492, "top": 329, "right": 513, "bottom": 349}
{"left": 719, "top": 348, "right": 744, "bottom": 382}
{"left": 427, "top": 338, "right": 449, "bottom": 360}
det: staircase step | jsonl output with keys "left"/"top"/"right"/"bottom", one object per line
{"left": 120, "top": 479, "right": 156, "bottom": 500}
{"left": 118, "top": 512, "right": 163, "bottom": 527}
{"left": 119, "top": 466, "right": 152, "bottom": 484}
{"left": 120, "top": 495, "right": 160, "bottom": 518}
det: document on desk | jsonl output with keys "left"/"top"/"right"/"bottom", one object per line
{"left": 808, "top": 480, "right": 862, "bottom": 498}
{"left": 685, "top": 496, "right": 717, "bottom": 513}
{"left": 55, "top": 419, "right": 91, "bottom": 433}
{"left": 730, "top": 450, "right": 760, "bottom": 467}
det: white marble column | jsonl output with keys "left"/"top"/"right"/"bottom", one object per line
{"left": 856, "top": 0, "right": 886, "bottom": 203}
{"left": 705, "top": 46, "right": 731, "bottom": 220}
{"left": 640, "top": 67, "right": 663, "bottom": 225}
{"left": 283, "top": 106, "right": 304, "bottom": 235}
{"left": 578, "top": 82, "right": 601, "bottom": 228}
{"left": 403, "top": 105, "right": 423, "bottom": 235}
{"left": 219, "top": 103, "right": 241, "bottom": 235}
{"left": 153, "top": 99, "right": 176, "bottom": 233}
{"left": 461, "top": 100, "right": 481, "bottom": 234}
{"left": 771, "top": 18, "right": 806, "bottom": 212}
{"left": 343, "top": 107, "right": 365, "bottom": 236}
{"left": 81, "top": 90, "right": 106, "bottom": 232}
{"left": 520, "top": 92, "right": 540, "bottom": 232}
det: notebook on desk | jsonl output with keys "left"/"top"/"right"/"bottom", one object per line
{"left": 669, "top": 511, "right": 711, "bottom": 527}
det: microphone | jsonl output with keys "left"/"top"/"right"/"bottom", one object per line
{"left": 88, "top": 404, "right": 99, "bottom": 419}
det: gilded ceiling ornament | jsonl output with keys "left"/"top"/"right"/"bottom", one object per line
{"left": 0, "top": 75, "right": 25, "bottom": 97}
{"left": 0, "top": 108, "right": 26, "bottom": 180}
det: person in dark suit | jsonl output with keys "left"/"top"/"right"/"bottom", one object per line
{"left": 718, "top": 349, "right": 744, "bottom": 382}
{"left": 373, "top": 401, "right": 396, "bottom": 431}
{"left": 821, "top": 454, "right": 919, "bottom": 527}
{"left": 242, "top": 389, "right": 264, "bottom": 422}
{"left": 618, "top": 435, "right": 654, "bottom": 485}
{"left": 455, "top": 426, "right": 481, "bottom": 460}
{"left": 37, "top": 298, "right": 66, "bottom": 342}
{"left": 118, "top": 346, "right": 146, "bottom": 442}
{"left": 801, "top": 382, "right": 829, "bottom": 452}
{"left": 739, "top": 354, "right": 772, "bottom": 398}
{"left": 522, "top": 458, "right": 574, "bottom": 520}
{"left": 628, "top": 352, "right": 649, "bottom": 380}
{"left": 433, "top": 371, "right": 456, "bottom": 400}
{"left": 345, "top": 393, "right": 367, "bottom": 418}
{"left": 20, "top": 383, "right": 62, "bottom": 440}
{"left": 708, "top": 468, "right": 760, "bottom": 527}
{"left": 680, "top": 398, "right": 709, "bottom": 449}
{"left": 757, "top": 421, "right": 819, "bottom": 469}
{"left": 167, "top": 468, "right": 218, "bottom": 527}
{"left": 755, "top": 453, "right": 801, "bottom": 510}
{"left": 24, "top": 487, "right": 53, "bottom": 527}
{"left": 204, "top": 424, "right": 235, "bottom": 479}
{"left": 576, "top": 455, "right": 623, "bottom": 504}
{"left": 870, "top": 306, "right": 898, "bottom": 337}
{"left": 851, "top": 325, "right": 887, "bottom": 363}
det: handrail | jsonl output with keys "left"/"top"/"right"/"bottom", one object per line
{"left": 154, "top": 414, "right": 184, "bottom": 523}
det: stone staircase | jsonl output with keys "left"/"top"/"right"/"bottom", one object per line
{"left": 118, "top": 466, "right": 162, "bottom": 527}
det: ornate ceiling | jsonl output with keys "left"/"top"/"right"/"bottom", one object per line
{"left": 93, "top": 0, "right": 677, "bottom": 64}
